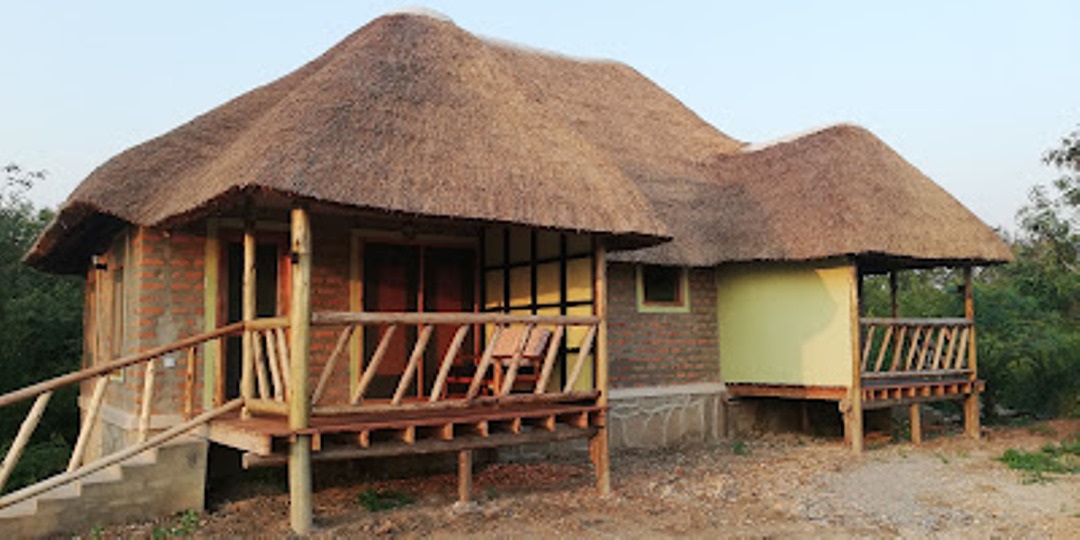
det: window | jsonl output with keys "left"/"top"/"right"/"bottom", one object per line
{"left": 636, "top": 265, "right": 689, "bottom": 313}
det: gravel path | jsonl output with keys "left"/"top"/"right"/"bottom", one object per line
{"left": 97, "top": 419, "right": 1079, "bottom": 539}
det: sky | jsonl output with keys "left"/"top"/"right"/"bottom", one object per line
{"left": 1, "top": 1, "right": 1078, "bottom": 231}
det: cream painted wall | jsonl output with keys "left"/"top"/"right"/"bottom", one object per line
{"left": 717, "top": 261, "right": 854, "bottom": 387}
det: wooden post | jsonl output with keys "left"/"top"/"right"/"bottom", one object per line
{"left": 589, "top": 243, "right": 611, "bottom": 495}
{"left": 203, "top": 220, "right": 222, "bottom": 410}
{"left": 288, "top": 205, "right": 313, "bottom": 535}
{"left": 69, "top": 376, "right": 109, "bottom": 471}
{"left": 889, "top": 271, "right": 899, "bottom": 318}
{"left": 241, "top": 220, "right": 256, "bottom": 419}
{"left": 457, "top": 450, "right": 473, "bottom": 503}
{"left": 909, "top": 404, "right": 922, "bottom": 445}
{"left": 137, "top": 359, "right": 156, "bottom": 443}
{"left": 962, "top": 267, "right": 980, "bottom": 439}
{"left": 846, "top": 263, "right": 864, "bottom": 453}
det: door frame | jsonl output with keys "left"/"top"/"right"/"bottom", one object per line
{"left": 349, "top": 229, "right": 480, "bottom": 399}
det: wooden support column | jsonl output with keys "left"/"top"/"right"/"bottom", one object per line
{"left": 845, "top": 262, "right": 864, "bottom": 453}
{"left": 909, "top": 403, "right": 922, "bottom": 445}
{"left": 589, "top": 242, "right": 611, "bottom": 495}
{"left": 889, "top": 271, "right": 899, "bottom": 318}
{"left": 288, "top": 206, "right": 313, "bottom": 535}
{"left": 241, "top": 220, "right": 256, "bottom": 419}
{"left": 458, "top": 450, "right": 473, "bottom": 504}
{"left": 962, "top": 267, "right": 980, "bottom": 440}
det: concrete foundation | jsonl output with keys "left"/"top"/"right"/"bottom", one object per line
{"left": 607, "top": 383, "right": 727, "bottom": 449}
{"left": 0, "top": 438, "right": 208, "bottom": 539}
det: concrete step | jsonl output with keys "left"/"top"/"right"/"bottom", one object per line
{"left": 0, "top": 498, "right": 37, "bottom": 519}
{"left": 36, "top": 481, "right": 80, "bottom": 501}
{"left": 82, "top": 464, "right": 124, "bottom": 485}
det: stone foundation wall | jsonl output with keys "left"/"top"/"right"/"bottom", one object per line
{"left": 607, "top": 383, "right": 727, "bottom": 449}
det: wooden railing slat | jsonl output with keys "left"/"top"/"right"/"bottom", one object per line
{"left": 430, "top": 325, "right": 470, "bottom": 402}
{"left": 889, "top": 326, "right": 907, "bottom": 372}
{"left": 253, "top": 332, "right": 271, "bottom": 400}
{"left": 392, "top": 325, "right": 434, "bottom": 405}
{"left": 0, "top": 391, "right": 52, "bottom": 492}
{"left": 564, "top": 324, "right": 598, "bottom": 393}
{"left": 467, "top": 325, "right": 504, "bottom": 400}
{"left": 137, "top": 360, "right": 157, "bottom": 443}
{"left": 534, "top": 325, "right": 565, "bottom": 394}
{"left": 873, "top": 326, "right": 893, "bottom": 372}
{"left": 903, "top": 326, "right": 923, "bottom": 371}
{"left": 313, "top": 325, "right": 355, "bottom": 405}
{"left": 263, "top": 330, "right": 283, "bottom": 401}
{"left": 352, "top": 324, "right": 397, "bottom": 404}
{"left": 68, "top": 376, "right": 109, "bottom": 472}
{"left": 499, "top": 324, "right": 535, "bottom": 396}
{"left": 274, "top": 327, "right": 291, "bottom": 391}
{"left": 861, "top": 325, "right": 876, "bottom": 370}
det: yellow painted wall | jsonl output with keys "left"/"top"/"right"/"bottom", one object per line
{"left": 717, "top": 261, "right": 854, "bottom": 387}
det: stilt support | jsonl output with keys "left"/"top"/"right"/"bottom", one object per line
{"left": 458, "top": 450, "right": 473, "bottom": 504}
{"left": 964, "top": 394, "right": 980, "bottom": 439}
{"left": 909, "top": 403, "right": 922, "bottom": 445}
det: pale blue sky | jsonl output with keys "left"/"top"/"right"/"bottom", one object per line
{"left": 2, "top": 1, "right": 1078, "bottom": 230}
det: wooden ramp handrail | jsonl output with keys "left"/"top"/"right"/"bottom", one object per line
{"left": 0, "top": 321, "right": 250, "bottom": 409}
{"left": 0, "top": 400, "right": 242, "bottom": 510}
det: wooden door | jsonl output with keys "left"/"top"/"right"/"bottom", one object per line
{"left": 363, "top": 243, "right": 420, "bottom": 399}
{"left": 423, "top": 247, "right": 476, "bottom": 392}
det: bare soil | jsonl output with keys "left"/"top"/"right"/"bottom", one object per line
{"left": 94, "top": 420, "right": 1079, "bottom": 539}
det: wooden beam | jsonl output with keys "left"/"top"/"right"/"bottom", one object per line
{"left": 534, "top": 325, "right": 564, "bottom": 394}
{"left": 244, "top": 425, "right": 598, "bottom": 467}
{"left": 287, "top": 205, "right": 313, "bottom": 535}
{"left": 726, "top": 383, "right": 848, "bottom": 401}
{"left": 430, "top": 324, "right": 470, "bottom": 402}
{"left": 313, "top": 311, "right": 600, "bottom": 327}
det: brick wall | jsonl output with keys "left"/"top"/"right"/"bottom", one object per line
{"left": 131, "top": 227, "right": 206, "bottom": 416}
{"left": 308, "top": 219, "right": 352, "bottom": 404}
{"left": 608, "top": 263, "right": 719, "bottom": 388}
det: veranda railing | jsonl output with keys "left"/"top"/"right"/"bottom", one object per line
{"left": 859, "top": 317, "right": 975, "bottom": 380}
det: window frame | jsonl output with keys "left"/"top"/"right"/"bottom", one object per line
{"left": 635, "top": 264, "right": 690, "bottom": 313}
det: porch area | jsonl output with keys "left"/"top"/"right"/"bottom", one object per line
{"left": 723, "top": 264, "right": 983, "bottom": 451}
{"left": 205, "top": 311, "right": 609, "bottom": 477}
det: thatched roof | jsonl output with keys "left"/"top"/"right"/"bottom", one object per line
{"left": 612, "top": 124, "right": 1013, "bottom": 269}
{"left": 28, "top": 12, "right": 744, "bottom": 273}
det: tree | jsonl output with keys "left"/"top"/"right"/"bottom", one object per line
{"left": 0, "top": 164, "right": 84, "bottom": 491}
{"left": 976, "top": 127, "right": 1080, "bottom": 418}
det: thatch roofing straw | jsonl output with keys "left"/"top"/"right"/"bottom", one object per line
{"left": 613, "top": 124, "right": 1013, "bottom": 267}
{"left": 28, "top": 12, "right": 745, "bottom": 272}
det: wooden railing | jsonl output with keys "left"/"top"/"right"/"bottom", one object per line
{"left": 859, "top": 317, "right": 974, "bottom": 379}
{"left": 251, "top": 311, "right": 603, "bottom": 416}
{"left": 0, "top": 322, "right": 248, "bottom": 507}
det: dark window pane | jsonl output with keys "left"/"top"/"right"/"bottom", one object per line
{"left": 642, "top": 266, "right": 682, "bottom": 304}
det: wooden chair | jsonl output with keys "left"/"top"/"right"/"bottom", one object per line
{"left": 443, "top": 325, "right": 553, "bottom": 397}
{"left": 489, "top": 325, "right": 552, "bottom": 395}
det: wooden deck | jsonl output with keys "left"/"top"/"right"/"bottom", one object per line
{"left": 208, "top": 397, "right": 604, "bottom": 467}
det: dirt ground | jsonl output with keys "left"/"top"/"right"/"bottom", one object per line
{"left": 95, "top": 419, "right": 1079, "bottom": 539}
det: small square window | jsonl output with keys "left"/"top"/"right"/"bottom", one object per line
{"left": 637, "top": 265, "right": 689, "bottom": 313}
